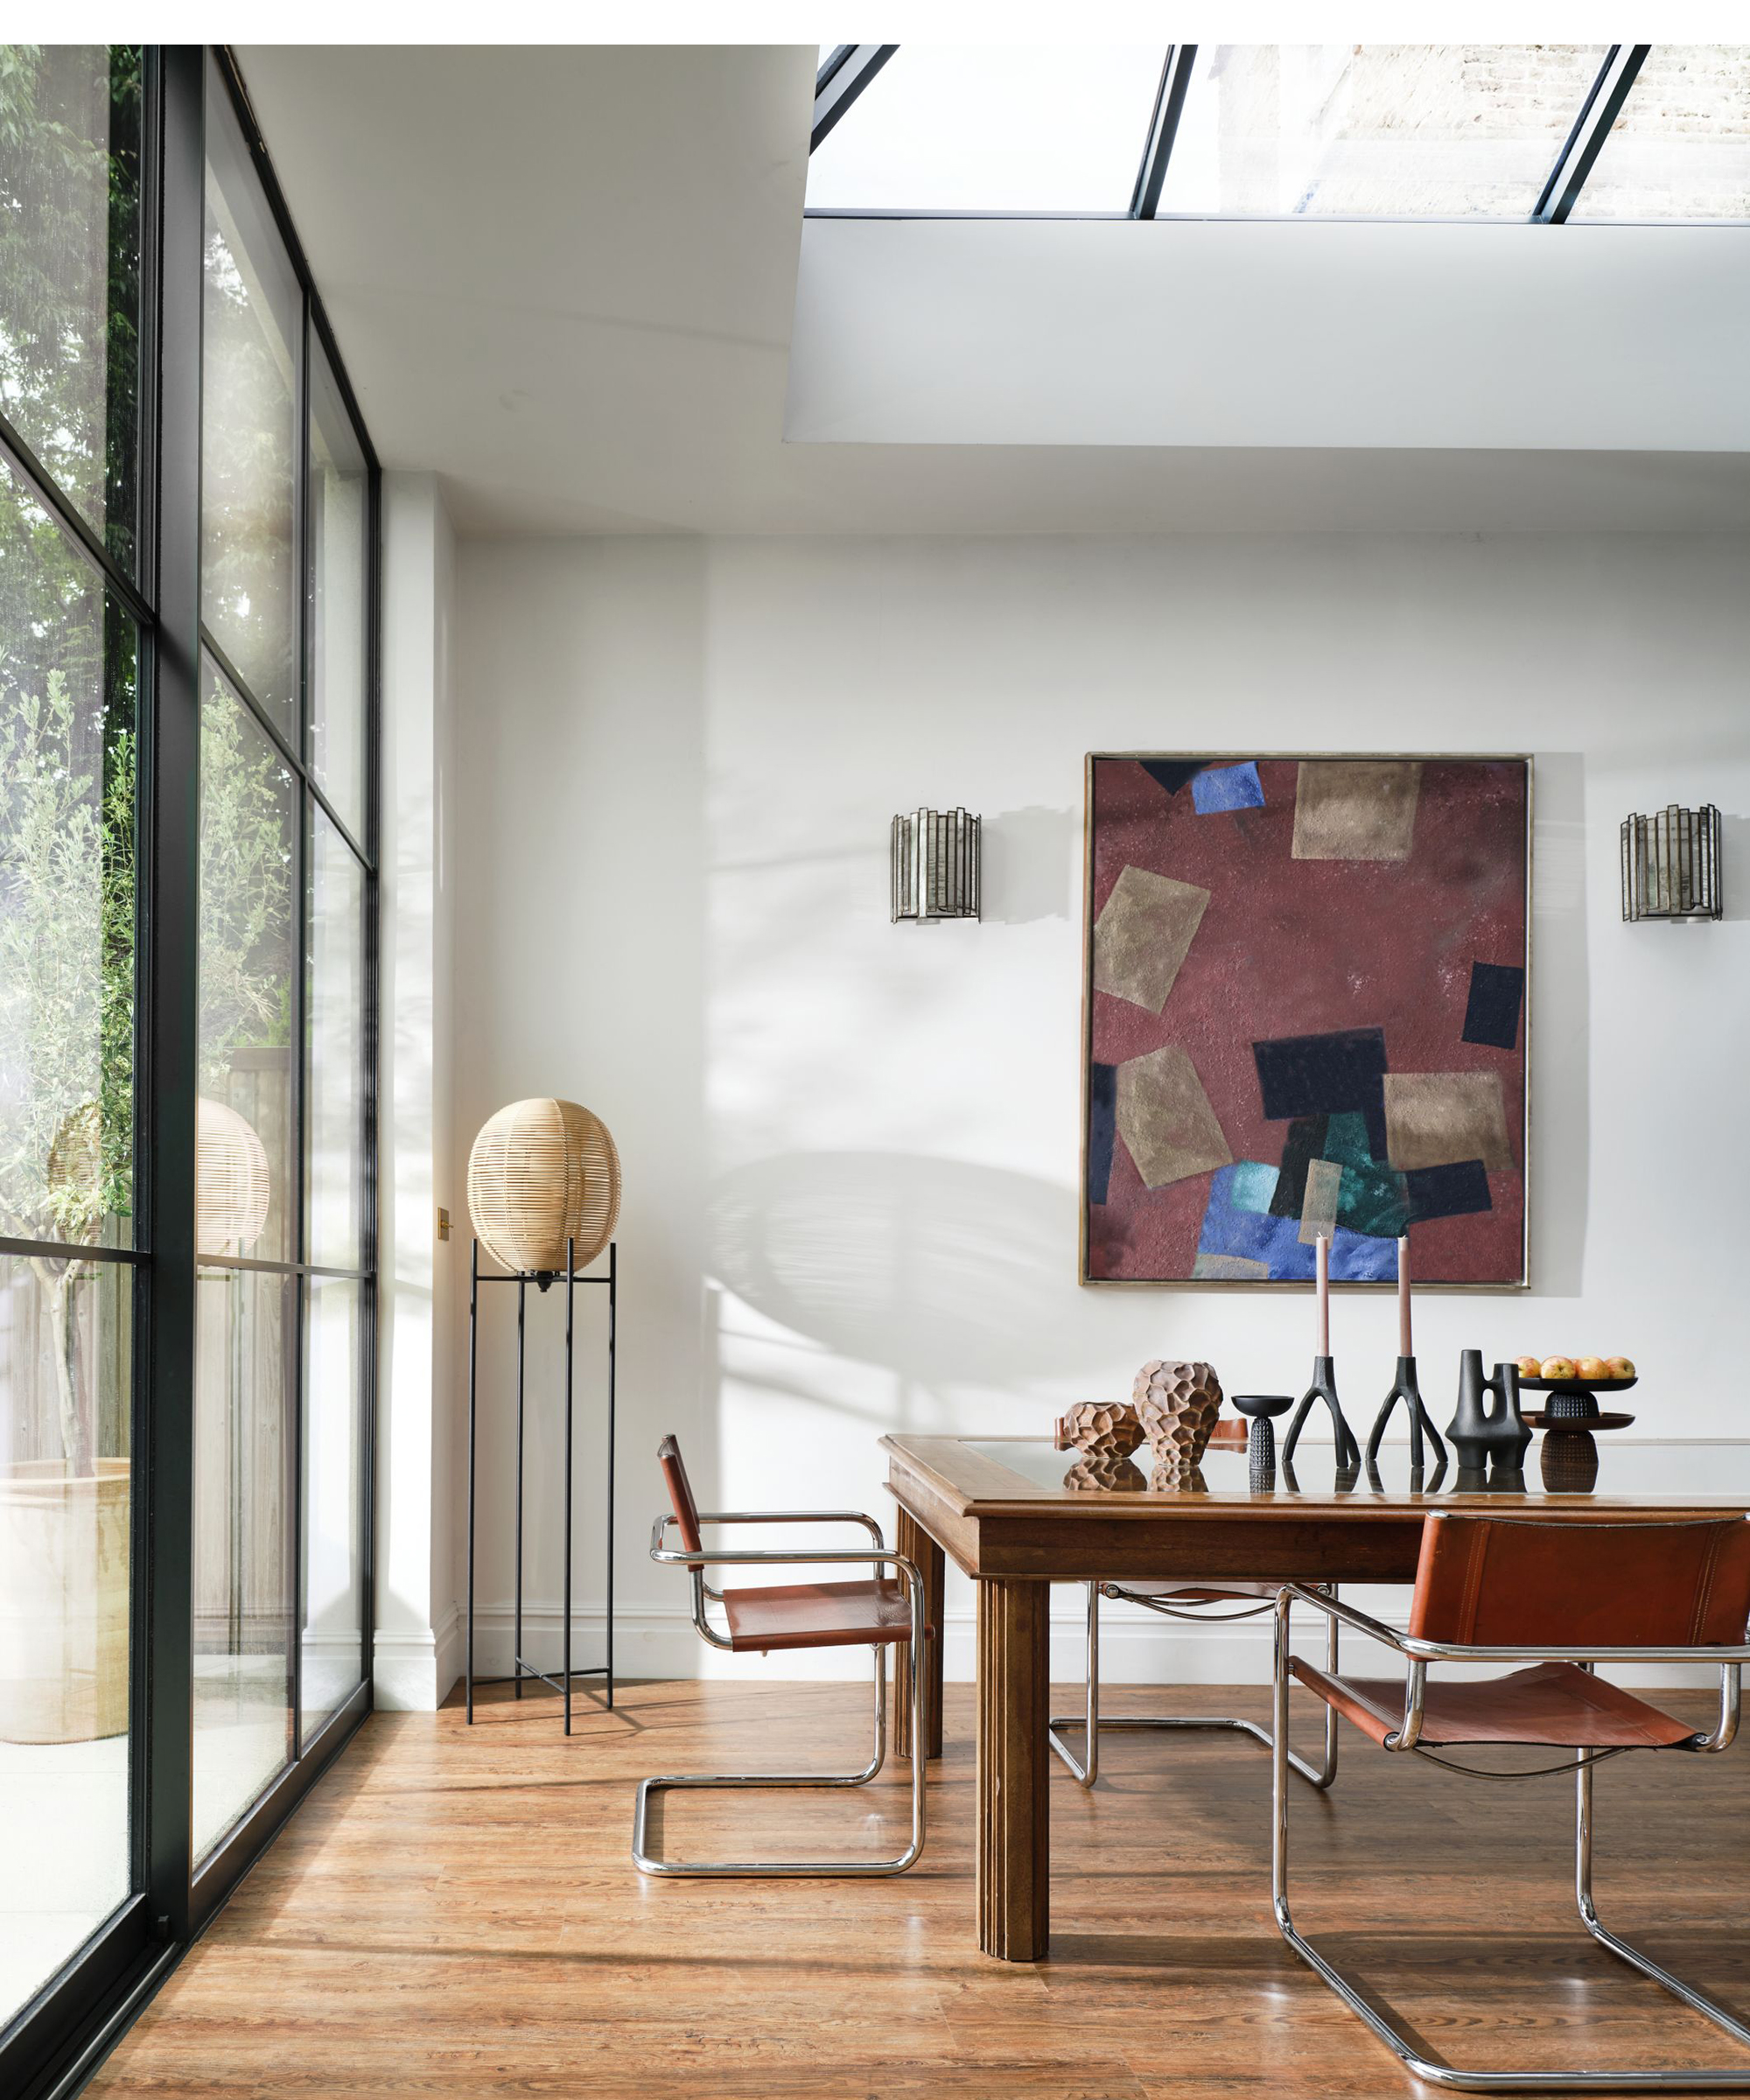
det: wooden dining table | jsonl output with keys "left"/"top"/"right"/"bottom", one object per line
{"left": 880, "top": 1429, "right": 1750, "bottom": 1962}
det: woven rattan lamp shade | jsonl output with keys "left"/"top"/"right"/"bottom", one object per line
{"left": 195, "top": 1096, "right": 271, "bottom": 1256}
{"left": 467, "top": 1098, "right": 620, "bottom": 1276}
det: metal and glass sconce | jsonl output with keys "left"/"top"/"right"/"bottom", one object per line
{"left": 891, "top": 807, "right": 981, "bottom": 922}
{"left": 1620, "top": 803, "right": 1722, "bottom": 922}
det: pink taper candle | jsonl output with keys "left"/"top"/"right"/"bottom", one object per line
{"left": 1397, "top": 1235, "right": 1412, "bottom": 1357}
{"left": 1315, "top": 1232, "right": 1330, "bottom": 1356}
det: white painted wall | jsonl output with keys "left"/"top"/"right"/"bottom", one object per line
{"left": 788, "top": 217, "right": 1750, "bottom": 452}
{"left": 447, "top": 531, "right": 1750, "bottom": 1693}
{"left": 375, "top": 473, "right": 463, "bottom": 1709}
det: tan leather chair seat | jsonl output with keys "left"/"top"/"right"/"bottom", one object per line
{"left": 721, "top": 1578, "right": 925, "bottom": 1653}
{"left": 1290, "top": 1656, "right": 1701, "bottom": 1751}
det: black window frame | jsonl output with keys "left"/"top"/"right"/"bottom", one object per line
{"left": 0, "top": 45, "right": 380, "bottom": 2100}
{"left": 802, "top": 43, "right": 1720, "bottom": 227}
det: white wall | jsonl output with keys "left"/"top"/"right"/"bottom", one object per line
{"left": 449, "top": 531, "right": 1750, "bottom": 1690}
{"left": 788, "top": 218, "right": 1750, "bottom": 452}
{"left": 375, "top": 473, "right": 462, "bottom": 1708}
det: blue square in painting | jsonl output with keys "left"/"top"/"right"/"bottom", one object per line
{"left": 1191, "top": 760, "right": 1264, "bottom": 815}
{"left": 1200, "top": 1167, "right": 1400, "bottom": 1282}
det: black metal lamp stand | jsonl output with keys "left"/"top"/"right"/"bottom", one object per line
{"left": 465, "top": 1236, "right": 618, "bottom": 1732}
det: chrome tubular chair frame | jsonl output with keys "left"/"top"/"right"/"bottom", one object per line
{"left": 1270, "top": 1583, "right": 1750, "bottom": 2091}
{"left": 634, "top": 1510, "right": 928, "bottom": 1879}
{"left": 1047, "top": 1579, "right": 1340, "bottom": 1790}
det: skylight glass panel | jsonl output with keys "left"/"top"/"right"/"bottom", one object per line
{"left": 806, "top": 46, "right": 1168, "bottom": 214}
{"left": 1156, "top": 44, "right": 1608, "bottom": 219}
{"left": 1570, "top": 46, "right": 1750, "bottom": 220}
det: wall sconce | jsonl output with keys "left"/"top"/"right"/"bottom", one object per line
{"left": 1620, "top": 803, "right": 1722, "bottom": 922}
{"left": 891, "top": 807, "right": 981, "bottom": 922}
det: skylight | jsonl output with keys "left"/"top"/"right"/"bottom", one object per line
{"left": 804, "top": 44, "right": 1750, "bottom": 224}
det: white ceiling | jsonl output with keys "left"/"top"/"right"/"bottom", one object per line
{"left": 235, "top": 44, "right": 1750, "bottom": 536}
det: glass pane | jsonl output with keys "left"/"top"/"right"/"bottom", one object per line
{"left": 198, "top": 654, "right": 296, "bottom": 1264}
{"left": 1572, "top": 46, "right": 1750, "bottom": 221}
{"left": 1158, "top": 44, "right": 1608, "bottom": 218}
{"left": 192, "top": 1263, "right": 294, "bottom": 1859}
{"left": 308, "top": 342, "right": 368, "bottom": 842}
{"left": 806, "top": 46, "right": 1167, "bottom": 213}
{"left": 301, "top": 1276, "right": 362, "bottom": 1733}
{"left": 306, "top": 804, "right": 362, "bottom": 1271}
{"left": 0, "top": 447, "right": 136, "bottom": 1253}
{"left": 0, "top": 1250, "right": 132, "bottom": 2021}
{"left": 0, "top": 46, "right": 142, "bottom": 570}
{"left": 202, "top": 55, "right": 301, "bottom": 733}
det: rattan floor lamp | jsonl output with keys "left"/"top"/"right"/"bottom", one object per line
{"left": 464, "top": 1098, "right": 621, "bottom": 1732}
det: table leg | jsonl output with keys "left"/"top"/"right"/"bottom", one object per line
{"left": 976, "top": 1576, "right": 1049, "bottom": 1962}
{"left": 894, "top": 1507, "right": 944, "bottom": 1760}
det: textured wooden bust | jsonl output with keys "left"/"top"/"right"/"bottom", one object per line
{"left": 467, "top": 1097, "right": 620, "bottom": 1274}
{"left": 1133, "top": 1360, "right": 1224, "bottom": 1478}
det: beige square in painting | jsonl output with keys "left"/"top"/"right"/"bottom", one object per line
{"left": 1298, "top": 1157, "right": 1342, "bottom": 1244}
{"left": 1193, "top": 1251, "right": 1270, "bottom": 1282}
{"left": 1292, "top": 761, "right": 1424, "bottom": 861}
{"left": 1384, "top": 1072, "right": 1515, "bottom": 1173}
{"left": 1116, "top": 1044, "right": 1234, "bottom": 1189}
{"left": 1093, "top": 866, "right": 1210, "bottom": 1014}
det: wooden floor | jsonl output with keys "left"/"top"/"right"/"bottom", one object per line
{"left": 90, "top": 1677, "right": 1750, "bottom": 2098}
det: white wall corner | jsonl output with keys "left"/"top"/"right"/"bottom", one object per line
{"left": 375, "top": 472, "right": 461, "bottom": 1712}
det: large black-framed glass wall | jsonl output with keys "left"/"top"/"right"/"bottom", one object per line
{"left": 0, "top": 46, "right": 378, "bottom": 2098}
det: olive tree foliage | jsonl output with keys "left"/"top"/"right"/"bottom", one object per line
{"left": 0, "top": 46, "right": 291, "bottom": 1472}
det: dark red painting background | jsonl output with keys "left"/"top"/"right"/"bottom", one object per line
{"left": 1086, "top": 756, "right": 1528, "bottom": 1284}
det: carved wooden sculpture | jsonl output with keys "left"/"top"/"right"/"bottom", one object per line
{"left": 1133, "top": 1360, "right": 1223, "bottom": 1479}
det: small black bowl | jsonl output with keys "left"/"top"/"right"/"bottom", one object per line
{"left": 1232, "top": 1394, "right": 1294, "bottom": 1420}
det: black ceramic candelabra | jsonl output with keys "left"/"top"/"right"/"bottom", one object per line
{"left": 1365, "top": 1355, "right": 1447, "bottom": 1472}
{"left": 1282, "top": 1355, "right": 1362, "bottom": 1473}
{"left": 1446, "top": 1350, "right": 1530, "bottom": 1474}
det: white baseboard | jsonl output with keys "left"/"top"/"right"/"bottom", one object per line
{"left": 374, "top": 1600, "right": 465, "bottom": 1711}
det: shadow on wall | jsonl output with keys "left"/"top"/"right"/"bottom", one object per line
{"left": 1717, "top": 814, "right": 1748, "bottom": 922}
{"left": 979, "top": 805, "right": 1075, "bottom": 924}
{"left": 710, "top": 1151, "right": 1088, "bottom": 1382}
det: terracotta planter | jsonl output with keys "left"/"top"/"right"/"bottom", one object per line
{"left": 0, "top": 1457, "right": 130, "bottom": 1743}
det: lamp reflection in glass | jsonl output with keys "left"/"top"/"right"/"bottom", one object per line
{"left": 196, "top": 1096, "right": 271, "bottom": 1256}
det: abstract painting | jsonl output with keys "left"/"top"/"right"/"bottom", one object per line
{"left": 1082, "top": 754, "right": 1530, "bottom": 1287}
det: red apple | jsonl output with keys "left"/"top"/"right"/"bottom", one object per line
{"left": 1515, "top": 1354, "right": 1540, "bottom": 1378}
{"left": 1606, "top": 1355, "right": 1635, "bottom": 1380}
{"left": 1575, "top": 1356, "right": 1608, "bottom": 1382}
{"left": 1540, "top": 1356, "right": 1577, "bottom": 1382}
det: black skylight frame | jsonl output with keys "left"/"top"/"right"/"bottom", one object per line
{"left": 807, "top": 43, "right": 1672, "bottom": 224}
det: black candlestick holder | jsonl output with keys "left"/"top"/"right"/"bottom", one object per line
{"left": 1233, "top": 1394, "right": 1294, "bottom": 1488}
{"left": 1365, "top": 1354, "right": 1446, "bottom": 1473}
{"left": 1283, "top": 1354, "right": 1362, "bottom": 1472}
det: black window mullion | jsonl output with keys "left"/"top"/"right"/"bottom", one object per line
{"left": 1130, "top": 45, "right": 1198, "bottom": 220}
{"left": 0, "top": 412, "right": 157, "bottom": 633}
{"left": 1533, "top": 45, "right": 1650, "bottom": 224}
{"left": 199, "top": 620, "right": 374, "bottom": 872}
{"left": 141, "top": 38, "right": 205, "bottom": 1956}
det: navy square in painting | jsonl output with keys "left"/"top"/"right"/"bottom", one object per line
{"left": 1141, "top": 760, "right": 1209, "bottom": 796}
{"left": 1087, "top": 1063, "right": 1118, "bottom": 1204}
{"left": 1463, "top": 961, "right": 1524, "bottom": 1050}
{"left": 1404, "top": 1159, "right": 1493, "bottom": 1223}
{"left": 1252, "top": 1028, "right": 1390, "bottom": 1160}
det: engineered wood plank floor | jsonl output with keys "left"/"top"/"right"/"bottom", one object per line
{"left": 89, "top": 1679, "right": 1750, "bottom": 2098}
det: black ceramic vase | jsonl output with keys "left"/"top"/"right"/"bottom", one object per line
{"left": 1446, "top": 1349, "right": 1531, "bottom": 1473}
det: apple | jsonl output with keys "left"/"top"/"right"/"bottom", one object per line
{"left": 1540, "top": 1356, "right": 1577, "bottom": 1382}
{"left": 1515, "top": 1354, "right": 1540, "bottom": 1378}
{"left": 1575, "top": 1356, "right": 1608, "bottom": 1382}
{"left": 1606, "top": 1355, "right": 1635, "bottom": 1380}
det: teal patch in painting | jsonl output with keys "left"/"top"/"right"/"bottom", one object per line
{"left": 1337, "top": 1160, "right": 1410, "bottom": 1240}
{"left": 1323, "top": 1111, "right": 1378, "bottom": 1169}
{"left": 1227, "top": 1160, "right": 1281, "bottom": 1215}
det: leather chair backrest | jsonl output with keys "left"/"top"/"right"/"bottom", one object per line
{"left": 1409, "top": 1514, "right": 1750, "bottom": 1649}
{"left": 657, "top": 1434, "right": 703, "bottom": 1556}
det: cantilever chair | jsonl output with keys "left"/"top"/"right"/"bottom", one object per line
{"left": 1272, "top": 1513, "right": 1750, "bottom": 2091}
{"left": 1048, "top": 1578, "right": 1340, "bottom": 1791}
{"left": 633, "top": 1436, "right": 928, "bottom": 1878}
